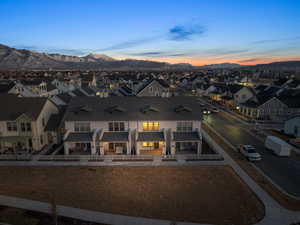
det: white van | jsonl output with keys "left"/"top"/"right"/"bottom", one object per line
{"left": 264, "top": 136, "right": 291, "bottom": 156}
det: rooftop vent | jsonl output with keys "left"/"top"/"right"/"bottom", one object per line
{"left": 106, "top": 105, "right": 125, "bottom": 113}
{"left": 72, "top": 105, "right": 92, "bottom": 114}
{"left": 141, "top": 105, "right": 159, "bottom": 113}
{"left": 174, "top": 105, "right": 192, "bottom": 113}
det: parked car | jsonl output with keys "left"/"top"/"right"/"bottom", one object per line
{"left": 238, "top": 145, "right": 262, "bottom": 161}
{"left": 265, "top": 136, "right": 291, "bottom": 156}
{"left": 211, "top": 107, "right": 219, "bottom": 113}
{"left": 203, "top": 108, "right": 211, "bottom": 115}
{"left": 199, "top": 103, "right": 205, "bottom": 106}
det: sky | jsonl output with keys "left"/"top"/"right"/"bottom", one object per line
{"left": 0, "top": 0, "right": 300, "bottom": 66}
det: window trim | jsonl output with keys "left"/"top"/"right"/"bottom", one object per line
{"left": 176, "top": 121, "right": 193, "bottom": 132}
{"left": 142, "top": 121, "right": 159, "bottom": 131}
{"left": 108, "top": 122, "right": 125, "bottom": 132}
{"left": 74, "top": 122, "right": 91, "bottom": 132}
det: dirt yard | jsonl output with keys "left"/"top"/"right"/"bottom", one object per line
{"left": 0, "top": 166, "right": 264, "bottom": 225}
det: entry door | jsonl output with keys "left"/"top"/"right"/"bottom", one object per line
{"left": 154, "top": 142, "right": 159, "bottom": 149}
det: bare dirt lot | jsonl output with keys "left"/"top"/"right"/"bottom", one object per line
{"left": 0, "top": 166, "right": 264, "bottom": 225}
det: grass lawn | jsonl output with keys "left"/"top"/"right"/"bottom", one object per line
{"left": 0, "top": 166, "right": 264, "bottom": 225}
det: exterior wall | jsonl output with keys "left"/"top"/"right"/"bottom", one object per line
{"left": 284, "top": 117, "right": 300, "bottom": 138}
{"left": 0, "top": 100, "right": 58, "bottom": 151}
{"left": 64, "top": 120, "right": 202, "bottom": 155}
{"left": 258, "top": 97, "right": 288, "bottom": 119}
{"left": 34, "top": 100, "right": 59, "bottom": 150}
{"left": 234, "top": 87, "right": 254, "bottom": 104}
{"left": 137, "top": 81, "right": 169, "bottom": 97}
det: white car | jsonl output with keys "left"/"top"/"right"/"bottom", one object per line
{"left": 238, "top": 145, "right": 261, "bottom": 161}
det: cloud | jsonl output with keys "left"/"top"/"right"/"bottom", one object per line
{"left": 98, "top": 23, "right": 206, "bottom": 51}
{"left": 97, "top": 37, "right": 160, "bottom": 52}
{"left": 168, "top": 25, "right": 205, "bottom": 41}
{"left": 252, "top": 36, "right": 300, "bottom": 45}
{"left": 128, "top": 51, "right": 192, "bottom": 58}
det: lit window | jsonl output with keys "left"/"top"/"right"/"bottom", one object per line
{"left": 143, "top": 121, "right": 159, "bottom": 131}
{"left": 143, "top": 142, "right": 153, "bottom": 147}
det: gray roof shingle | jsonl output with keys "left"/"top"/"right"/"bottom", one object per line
{"left": 64, "top": 96, "right": 203, "bottom": 121}
{"left": 65, "top": 132, "right": 93, "bottom": 142}
{"left": 0, "top": 95, "right": 47, "bottom": 121}
{"left": 173, "top": 132, "right": 201, "bottom": 141}
{"left": 137, "top": 132, "right": 165, "bottom": 141}
{"left": 101, "top": 132, "right": 129, "bottom": 142}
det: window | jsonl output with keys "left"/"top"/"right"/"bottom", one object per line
{"left": 40, "top": 135, "right": 43, "bottom": 145}
{"left": 20, "top": 122, "right": 31, "bottom": 132}
{"left": 42, "top": 118, "right": 45, "bottom": 127}
{"left": 143, "top": 142, "right": 153, "bottom": 147}
{"left": 142, "top": 121, "right": 159, "bottom": 131}
{"left": 7, "top": 122, "right": 17, "bottom": 132}
{"left": 177, "top": 121, "right": 193, "bottom": 132}
{"left": 108, "top": 122, "right": 125, "bottom": 131}
{"left": 74, "top": 122, "right": 91, "bottom": 132}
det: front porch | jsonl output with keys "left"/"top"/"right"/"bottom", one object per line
{"left": 172, "top": 131, "right": 202, "bottom": 154}
{"left": 100, "top": 132, "right": 130, "bottom": 155}
{"left": 0, "top": 136, "right": 33, "bottom": 154}
{"left": 64, "top": 132, "right": 94, "bottom": 155}
{"left": 136, "top": 132, "right": 166, "bottom": 155}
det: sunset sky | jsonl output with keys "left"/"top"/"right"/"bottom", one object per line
{"left": 0, "top": 0, "right": 300, "bottom": 66}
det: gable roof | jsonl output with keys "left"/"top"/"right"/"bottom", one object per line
{"left": 136, "top": 79, "right": 169, "bottom": 94}
{"left": 0, "top": 95, "right": 47, "bottom": 121}
{"left": 64, "top": 96, "right": 203, "bottom": 121}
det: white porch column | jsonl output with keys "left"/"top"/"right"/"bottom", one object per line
{"left": 162, "top": 142, "right": 166, "bottom": 155}
{"left": 126, "top": 142, "right": 131, "bottom": 155}
{"left": 100, "top": 142, "right": 104, "bottom": 155}
{"left": 91, "top": 142, "right": 96, "bottom": 155}
{"left": 197, "top": 141, "right": 202, "bottom": 154}
{"left": 64, "top": 142, "right": 69, "bottom": 155}
{"left": 171, "top": 141, "right": 176, "bottom": 155}
{"left": 136, "top": 142, "right": 140, "bottom": 155}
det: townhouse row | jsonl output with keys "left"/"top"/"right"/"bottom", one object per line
{"left": 0, "top": 95, "right": 203, "bottom": 155}
{"left": 63, "top": 97, "right": 202, "bottom": 155}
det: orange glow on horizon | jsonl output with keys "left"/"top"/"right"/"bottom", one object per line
{"left": 120, "top": 56, "right": 300, "bottom": 66}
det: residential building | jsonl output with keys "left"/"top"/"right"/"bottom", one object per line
{"left": 63, "top": 97, "right": 203, "bottom": 155}
{"left": 0, "top": 95, "right": 59, "bottom": 152}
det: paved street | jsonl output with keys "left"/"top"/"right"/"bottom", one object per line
{"left": 204, "top": 112, "right": 300, "bottom": 198}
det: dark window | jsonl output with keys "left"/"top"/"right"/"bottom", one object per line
{"left": 108, "top": 122, "right": 125, "bottom": 131}
{"left": 21, "top": 123, "right": 26, "bottom": 132}
{"left": 26, "top": 123, "right": 31, "bottom": 131}
{"left": 7, "top": 122, "right": 17, "bottom": 132}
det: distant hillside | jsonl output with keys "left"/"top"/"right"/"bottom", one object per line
{"left": 0, "top": 44, "right": 299, "bottom": 71}
{"left": 199, "top": 63, "right": 242, "bottom": 69}
{"left": 0, "top": 44, "right": 191, "bottom": 70}
{"left": 250, "top": 61, "right": 300, "bottom": 70}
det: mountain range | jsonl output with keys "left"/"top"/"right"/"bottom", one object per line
{"left": 0, "top": 44, "right": 300, "bottom": 70}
